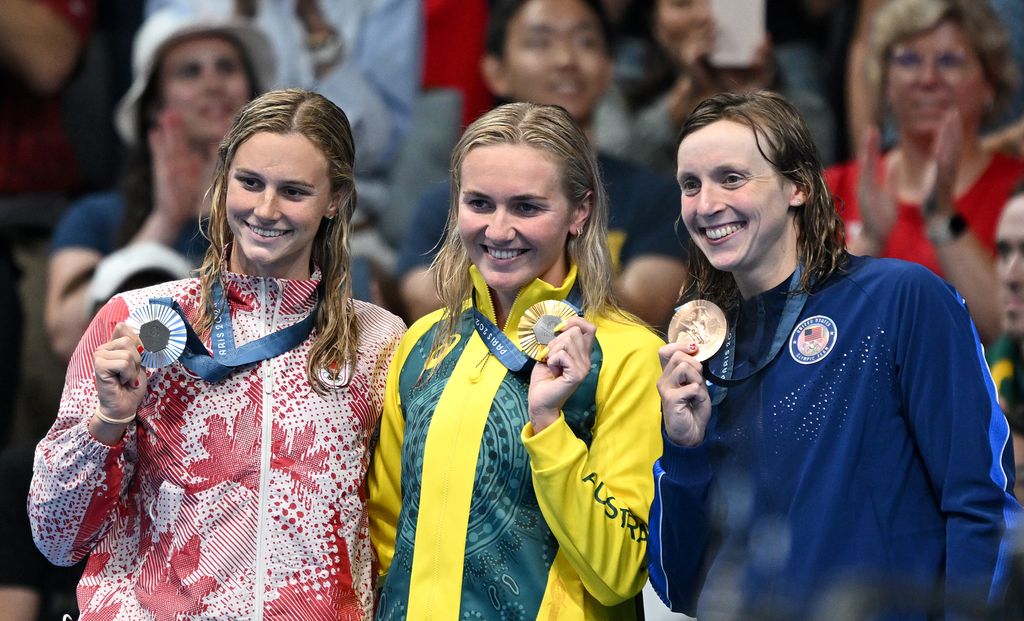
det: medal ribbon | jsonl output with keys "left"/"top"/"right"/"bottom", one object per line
{"left": 703, "top": 268, "right": 808, "bottom": 405}
{"left": 472, "top": 285, "right": 583, "bottom": 373}
{"left": 151, "top": 278, "right": 319, "bottom": 382}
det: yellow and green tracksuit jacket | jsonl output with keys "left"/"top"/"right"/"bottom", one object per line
{"left": 368, "top": 265, "right": 664, "bottom": 620}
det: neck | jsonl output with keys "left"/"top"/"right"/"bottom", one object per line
{"left": 737, "top": 265, "right": 797, "bottom": 300}
{"left": 735, "top": 226, "right": 799, "bottom": 299}
{"left": 491, "top": 288, "right": 515, "bottom": 328}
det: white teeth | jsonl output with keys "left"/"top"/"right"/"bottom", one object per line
{"left": 489, "top": 247, "right": 525, "bottom": 260}
{"left": 248, "top": 223, "right": 286, "bottom": 238}
{"left": 705, "top": 223, "right": 743, "bottom": 240}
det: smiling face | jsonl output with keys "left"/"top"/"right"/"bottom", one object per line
{"left": 997, "top": 194, "right": 1024, "bottom": 339}
{"left": 158, "top": 34, "right": 252, "bottom": 148}
{"left": 676, "top": 120, "right": 806, "bottom": 298}
{"left": 885, "top": 20, "right": 993, "bottom": 140}
{"left": 483, "top": 0, "right": 611, "bottom": 132}
{"left": 226, "top": 132, "right": 338, "bottom": 280}
{"left": 458, "top": 143, "right": 591, "bottom": 319}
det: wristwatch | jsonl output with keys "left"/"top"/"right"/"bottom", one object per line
{"left": 926, "top": 211, "right": 968, "bottom": 245}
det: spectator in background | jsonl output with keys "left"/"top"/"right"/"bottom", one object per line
{"left": 0, "top": 0, "right": 97, "bottom": 448}
{"left": 45, "top": 7, "right": 272, "bottom": 361}
{"left": 146, "top": 0, "right": 422, "bottom": 282}
{"left": 397, "top": 0, "right": 687, "bottom": 329}
{"left": 825, "top": 0, "right": 1024, "bottom": 344}
{"left": 622, "top": 0, "right": 836, "bottom": 176}
{"left": 0, "top": 0, "right": 96, "bottom": 198}
{"left": 987, "top": 177, "right": 1024, "bottom": 502}
{"left": 847, "top": 0, "right": 1024, "bottom": 159}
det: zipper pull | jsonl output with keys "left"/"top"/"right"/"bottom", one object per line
{"left": 469, "top": 351, "right": 489, "bottom": 384}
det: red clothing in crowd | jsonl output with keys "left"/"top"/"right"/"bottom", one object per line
{"left": 825, "top": 153, "right": 1024, "bottom": 275}
{"left": 0, "top": 0, "right": 96, "bottom": 194}
{"left": 422, "top": 0, "right": 493, "bottom": 128}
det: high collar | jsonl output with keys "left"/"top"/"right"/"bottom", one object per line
{"left": 220, "top": 268, "right": 321, "bottom": 316}
{"left": 469, "top": 264, "right": 579, "bottom": 332}
{"left": 218, "top": 243, "right": 321, "bottom": 315}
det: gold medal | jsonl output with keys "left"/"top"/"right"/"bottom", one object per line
{"left": 517, "top": 300, "right": 579, "bottom": 360}
{"left": 667, "top": 300, "right": 727, "bottom": 362}
{"left": 127, "top": 304, "right": 187, "bottom": 368}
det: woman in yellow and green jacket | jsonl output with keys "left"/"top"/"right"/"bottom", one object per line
{"left": 368, "top": 102, "right": 665, "bottom": 620}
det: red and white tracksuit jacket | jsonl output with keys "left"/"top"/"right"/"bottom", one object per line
{"left": 29, "top": 271, "right": 404, "bottom": 620}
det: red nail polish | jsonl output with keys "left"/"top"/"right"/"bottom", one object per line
{"left": 133, "top": 379, "right": 140, "bottom": 388}
{"left": 137, "top": 345, "right": 145, "bottom": 354}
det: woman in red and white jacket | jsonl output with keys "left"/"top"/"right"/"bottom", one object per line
{"left": 29, "top": 89, "right": 404, "bottom": 620}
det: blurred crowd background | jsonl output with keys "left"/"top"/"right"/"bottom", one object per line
{"left": 2, "top": 0, "right": 1024, "bottom": 618}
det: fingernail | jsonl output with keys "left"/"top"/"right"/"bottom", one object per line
{"left": 554, "top": 321, "right": 567, "bottom": 333}
{"left": 133, "top": 379, "right": 140, "bottom": 388}
{"left": 687, "top": 342, "right": 698, "bottom": 351}
{"left": 137, "top": 346, "right": 145, "bottom": 354}
{"left": 538, "top": 346, "right": 549, "bottom": 360}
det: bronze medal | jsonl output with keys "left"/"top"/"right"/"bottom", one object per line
{"left": 517, "top": 300, "right": 579, "bottom": 361}
{"left": 667, "top": 300, "right": 727, "bottom": 362}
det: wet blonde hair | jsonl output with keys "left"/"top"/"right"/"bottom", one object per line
{"left": 196, "top": 88, "right": 358, "bottom": 394}
{"left": 429, "top": 102, "right": 620, "bottom": 354}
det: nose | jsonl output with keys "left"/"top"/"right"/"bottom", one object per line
{"left": 916, "top": 57, "right": 941, "bottom": 85}
{"left": 199, "top": 62, "right": 224, "bottom": 92}
{"left": 695, "top": 184, "right": 723, "bottom": 217}
{"left": 486, "top": 208, "right": 517, "bottom": 242}
{"left": 253, "top": 190, "right": 278, "bottom": 221}
{"left": 1004, "top": 250, "right": 1024, "bottom": 283}
{"left": 551, "top": 38, "right": 578, "bottom": 68}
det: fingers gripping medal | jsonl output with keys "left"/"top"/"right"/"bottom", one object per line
{"left": 127, "top": 304, "right": 187, "bottom": 368}
{"left": 668, "top": 300, "right": 728, "bottom": 362}
{"left": 517, "top": 300, "right": 580, "bottom": 360}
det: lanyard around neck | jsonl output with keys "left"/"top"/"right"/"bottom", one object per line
{"left": 704, "top": 268, "right": 808, "bottom": 405}
{"left": 152, "top": 277, "right": 319, "bottom": 382}
{"left": 471, "top": 284, "right": 583, "bottom": 373}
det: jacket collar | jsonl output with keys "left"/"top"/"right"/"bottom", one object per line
{"left": 217, "top": 243, "right": 321, "bottom": 315}
{"left": 469, "top": 264, "right": 578, "bottom": 333}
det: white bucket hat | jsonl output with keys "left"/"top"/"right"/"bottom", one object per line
{"left": 88, "top": 242, "right": 196, "bottom": 310}
{"left": 114, "top": 6, "right": 276, "bottom": 146}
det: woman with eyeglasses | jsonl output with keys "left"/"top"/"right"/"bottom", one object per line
{"left": 826, "top": 0, "right": 1024, "bottom": 343}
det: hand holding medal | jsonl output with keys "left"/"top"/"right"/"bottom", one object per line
{"left": 517, "top": 300, "right": 581, "bottom": 361}
{"left": 658, "top": 299, "right": 726, "bottom": 447}
{"left": 522, "top": 301, "right": 595, "bottom": 433}
{"left": 90, "top": 321, "right": 150, "bottom": 441}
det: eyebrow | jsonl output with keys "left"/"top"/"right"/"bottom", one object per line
{"left": 234, "top": 168, "right": 317, "bottom": 190}
{"left": 521, "top": 21, "right": 602, "bottom": 36}
{"left": 676, "top": 163, "right": 746, "bottom": 180}
{"left": 462, "top": 189, "right": 549, "bottom": 202}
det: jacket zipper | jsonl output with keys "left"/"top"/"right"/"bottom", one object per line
{"left": 253, "top": 279, "right": 282, "bottom": 619}
{"left": 471, "top": 288, "right": 523, "bottom": 381}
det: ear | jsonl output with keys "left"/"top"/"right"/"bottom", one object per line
{"left": 788, "top": 182, "right": 808, "bottom": 208}
{"left": 326, "top": 194, "right": 342, "bottom": 220}
{"left": 482, "top": 54, "right": 512, "bottom": 98}
{"left": 570, "top": 191, "right": 594, "bottom": 233}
